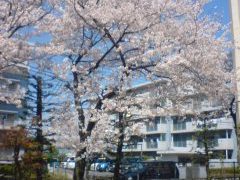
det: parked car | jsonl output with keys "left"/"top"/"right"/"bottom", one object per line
{"left": 90, "top": 162, "right": 100, "bottom": 171}
{"left": 61, "top": 157, "right": 75, "bottom": 169}
{"left": 97, "top": 161, "right": 112, "bottom": 172}
{"left": 120, "top": 162, "right": 146, "bottom": 180}
{"left": 142, "top": 161, "right": 179, "bottom": 179}
{"left": 90, "top": 158, "right": 114, "bottom": 172}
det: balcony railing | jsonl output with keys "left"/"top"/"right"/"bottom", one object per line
{"left": 173, "top": 141, "right": 187, "bottom": 147}
{"left": 146, "top": 126, "right": 158, "bottom": 132}
{"left": 146, "top": 142, "right": 158, "bottom": 149}
{"left": 0, "top": 120, "right": 14, "bottom": 129}
{"left": 173, "top": 124, "right": 186, "bottom": 131}
{"left": 197, "top": 139, "right": 218, "bottom": 148}
{"left": 123, "top": 144, "right": 138, "bottom": 149}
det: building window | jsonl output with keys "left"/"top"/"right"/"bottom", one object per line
{"left": 154, "top": 117, "right": 160, "bottom": 123}
{"left": 154, "top": 116, "right": 166, "bottom": 124}
{"left": 227, "top": 150, "right": 233, "bottom": 159}
{"left": 227, "top": 130, "right": 232, "bottom": 138}
{"left": 8, "top": 82, "right": 18, "bottom": 91}
{"left": 0, "top": 114, "right": 7, "bottom": 126}
{"left": 146, "top": 135, "right": 158, "bottom": 148}
{"left": 160, "top": 117, "right": 167, "bottom": 124}
{"left": 123, "top": 143, "right": 138, "bottom": 149}
{"left": 173, "top": 117, "right": 186, "bottom": 131}
{"left": 0, "top": 79, "right": 19, "bottom": 92}
{"left": 197, "top": 138, "right": 218, "bottom": 148}
{"left": 159, "top": 134, "right": 166, "bottom": 141}
{"left": 217, "top": 130, "right": 227, "bottom": 139}
{"left": 211, "top": 150, "right": 226, "bottom": 159}
{"left": 146, "top": 119, "right": 158, "bottom": 132}
{"left": 173, "top": 134, "right": 188, "bottom": 147}
{"left": 124, "top": 137, "right": 143, "bottom": 150}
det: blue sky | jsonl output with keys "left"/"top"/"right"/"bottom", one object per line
{"left": 30, "top": 0, "right": 232, "bottom": 45}
{"left": 205, "top": 0, "right": 231, "bottom": 24}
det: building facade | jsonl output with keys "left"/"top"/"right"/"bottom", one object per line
{"left": 122, "top": 83, "right": 237, "bottom": 168}
{"left": 0, "top": 66, "right": 28, "bottom": 164}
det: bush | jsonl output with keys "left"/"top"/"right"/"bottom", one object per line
{"left": 209, "top": 167, "right": 240, "bottom": 178}
{"left": 0, "top": 164, "right": 14, "bottom": 175}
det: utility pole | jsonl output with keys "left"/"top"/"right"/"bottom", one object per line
{"left": 229, "top": 0, "right": 240, "bottom": 162}
{"left": 36, "top": 76, "right": 43, "bottom": 180}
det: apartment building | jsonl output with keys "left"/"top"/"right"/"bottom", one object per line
{"left": 0, "top": 66, "right": 28, "bottom": 164}
{"left": 122, "top": 82, "right": 237, "bottom": 168}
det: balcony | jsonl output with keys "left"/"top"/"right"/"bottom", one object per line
{"left": 172, "top": 121, "right": 194, "bottom": 133}
{"left": 0, "top": 78, "right": 20, "bottom": 98}
{"left": 197, "top": 138, "right": 234, "bottom": 151}
{"left": 172, "top": 117, "right": 234, "bottom": 133}
{"left": 172, "top": 140, "right": 196, "bottom": 152}
{"left": 215, "top": 138, "right": 234, "bottom": 150}
{"left": 158, "top": 141, "right": 168, "bottom": 150}
{"left": 146, "top": 126, "right": 158, "bottom": 132}
{"left": 123, "top": 143, "right": 143, "bottom": 152}
{"left": 197, "top": 100, "right": 222, "bottom": 112}
{"left": 123, "top": 144, "right": 138, "bottom": 151}
{"left": 0, "top": 114, "right": 16, "bottom": 129}
{"left": 196, "top": 118, "right": 234, "bottom": 131}
{"left": 0, "top": 120, "right": 14, "bottom": 129}
{"left": 146, "top": 141, "right": 158, "bottom": 149}
{"left": 143, "top": 124, "right": 168, "bottom": 134}
{"left": 216, "top": 118, "right": 234, "bottom": 130}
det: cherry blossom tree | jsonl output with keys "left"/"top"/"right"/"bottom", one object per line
{"left": 40, "top": 0, "right": 233, "bottom": 179}
{"left": 0, "top": 0, "right": 58, "bottom": 105}
{"left": 0, "top": 0, "right": 57, "bottom": 70}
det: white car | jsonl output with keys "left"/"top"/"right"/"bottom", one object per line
{"left": 61, "top": 157, "right": 76, "bottom": 169}
{"left": 90, "top": 162, "right": 101, "bottom": 171}
{"left": 67, "top": 160, "right": 75, "bottom": 169}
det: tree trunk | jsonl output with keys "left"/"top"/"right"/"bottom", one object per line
{"left": 203, "top": 117, "right": 209, "bottom": 179}
{"left": 72, "top": 71, "right": 88, "bottom": 179}
{"left": 73, "top": 147, "right": 87, "bottom": 180}
{"left": 74, "top": 159, "right": 86, "bottom": 180}
{"left": 114, "top": 113, "right": 124, "bottom": 180}
{"left": 36, "top": 77, "right": 43, "bottom": 180}
{"left": 13, "top": 145, "right": 21, "bottom": 180}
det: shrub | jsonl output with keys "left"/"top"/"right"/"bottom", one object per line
{"left": 0, "top": 164, "right": 14, "bottom": 175}
{"left": 209, "top": 167, "right": 240, "bottom": 178}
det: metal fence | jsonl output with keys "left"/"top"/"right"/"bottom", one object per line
{"left": 1, "top": 160, "right": 240, "bottom": 180}
{"left": 48, "top": 161, "right": 74, "bottom": 178}
{"left": 208, "top": 161, "right": 240, "bottom": 180}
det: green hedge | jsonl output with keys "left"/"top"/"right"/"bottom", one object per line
{"left": 46, "top": 173, "right": 69, "bottom": 180}
{"left": 209, "top": 167, "right": 240, "bottom": 177}
{"left": 0, "top": 164, "right": 14, "bottom": 175}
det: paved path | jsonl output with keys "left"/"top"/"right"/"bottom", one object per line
{"left": 87, "top": 171, "right": 113, "bottom": 180}
{"left": 50, "top": 167, "right": 74, "bottom": 179}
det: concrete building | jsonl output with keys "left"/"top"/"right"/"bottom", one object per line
{"left": 0, "top": 66, "right": 28, "bottom": 164}
{"left": 122, "top": 82, "right": 237, "bottom": 168}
